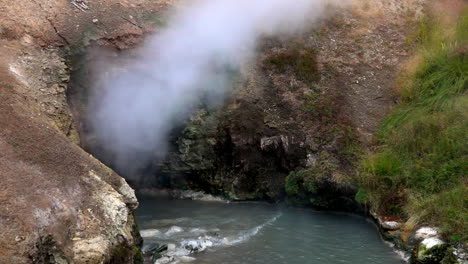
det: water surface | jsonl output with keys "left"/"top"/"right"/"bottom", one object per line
{"left": 136, "top": 196, "right": 404, "bottom": 264}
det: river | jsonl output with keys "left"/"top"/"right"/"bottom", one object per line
{"left": 136, "top": 196, "right": 405, "bottom": 264}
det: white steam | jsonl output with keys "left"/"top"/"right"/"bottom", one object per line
{"left": 90, "top": 0, "right": 345, "bottom": 177}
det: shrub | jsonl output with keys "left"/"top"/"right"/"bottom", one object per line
{"left": 285, "top": 171, "right": 302, "bottom": 196}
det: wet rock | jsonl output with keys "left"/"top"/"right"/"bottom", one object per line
{"left": 151, "top": 252, "right": 163, "bottom": 263}
{"left": 157, "top": 244, "right": 169, "bottom": 253}
{"left": 182, "top": 238, "right": 214, "bottom": 253}
{"left": 415, "top": 237, "right": 447, "bottom": 263}
{"left": 142, "top": 243, "right": 160, "bottom": 254}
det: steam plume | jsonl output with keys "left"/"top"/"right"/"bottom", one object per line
{"left": 90, "top": 0, "right": 346, "bottom": 178}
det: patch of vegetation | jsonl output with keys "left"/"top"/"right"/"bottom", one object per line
{"left": 285, "top": 163, "right": 335, "bottom": 197}
{"left": 356, "top": 10, "right": 468, "bottom": 241}
{"left": 285, "top": 155, "right": 345, "bottom": 196}
{"left": 264, "top": 44, "right": 319, "bottom": 85}
{"left": 285, "top": 168, "right": 321, "bottom": 197}
{"left": 285, "top": 170, "right": 304, "bottom": 196}
{"left": 301, "top": 92, "right": 338, "bottom": 121}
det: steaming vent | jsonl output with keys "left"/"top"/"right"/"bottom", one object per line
{"left": 81, "top": 0, "right": 349, "bottom": 181}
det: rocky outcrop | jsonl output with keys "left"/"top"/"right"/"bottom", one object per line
{"left": 0, "top": 0, "right": 175, "bottom": 262}
{"left": 0, "top": 39, "right": 141, "bottom": 263}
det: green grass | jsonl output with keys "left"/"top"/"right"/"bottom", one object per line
{"left": 356, "top": 11, "right": 468, "bottom": 241}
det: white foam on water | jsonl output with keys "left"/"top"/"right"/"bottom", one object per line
{"left": 222, "top": 212, "right": 282, "bottom": 246}
{"left": 166, "top": 226, "right": 184, "bottom": 235}
{"left": 177, "top": 190, "right": 227, "bottom": 203}
{"left": 383, "top": 240, "right": 410, "bottom": 262}
{"left": 140, "top": 229, "right": 161, "bottom": 238}
{"left": 149, "top": 212, "right": 282, "bottom": 263}
{"left": 178, "top": 212, "right": 282, "bottom": 253}
{"left": 189, "top": 228, "right": 208, "bottom": 235}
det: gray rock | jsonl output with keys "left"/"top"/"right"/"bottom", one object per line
{"left": 416, "top": 237, "right": 447, "bottom": 263}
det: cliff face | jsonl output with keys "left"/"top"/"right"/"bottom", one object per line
{"left": 154, "top": 0, "right": 425, "bottom": 207}
{"left": 0, "top": 0, "right": 173, "bottom": 262}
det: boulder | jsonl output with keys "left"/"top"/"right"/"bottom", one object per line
{"left": 415, "top": 237, "right": 447, "bottom": 263}
{"left": 381, "top": 221, "right": 402, "bottom": 231}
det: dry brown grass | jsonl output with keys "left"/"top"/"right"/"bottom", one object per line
{"left": 350, "top": 0, "right": 385, "bottom": 19}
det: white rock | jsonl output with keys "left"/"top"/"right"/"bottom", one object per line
{"left": 421, "top": 237, "right": 445, "bottom": 249}
{"left": 415, "top": 227, "right": 439, "bottom": 240}
{"left": 72, "top": 170, "right": 131, "bottom": 263}
{"left": 381, "top": 221, "right": 402, "bottom": 230}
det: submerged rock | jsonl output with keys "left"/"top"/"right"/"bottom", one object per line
{"left": 182, "top": 237, "right": 215, "bottom": 253}
{"left": 157, "top": 244, "right": 169, "bottom": 253}
{"left": 142, "top": 243, "right": 160, "bottom": 254}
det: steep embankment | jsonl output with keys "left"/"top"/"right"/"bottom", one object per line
{"left": 0, "top": 0, "right": 173, "bottom": 262}
{"left": 356, "top": 2, "right": 467, "bottom": 261}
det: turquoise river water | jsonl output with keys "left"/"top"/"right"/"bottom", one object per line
{"left": 136, "top": 196, "right": 405, "bottom": 264}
